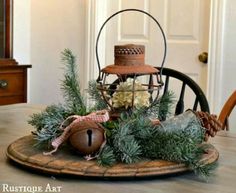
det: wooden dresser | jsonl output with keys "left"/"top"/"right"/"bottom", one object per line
{"left": 0, "top": 59, "right": 31, "bottom": 105}
{"left": 0, "top": 1, "right": 32, "bottom": 105}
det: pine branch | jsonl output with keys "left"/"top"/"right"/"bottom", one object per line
{"left": 28, "top": 104, "right": 69, "bottom": 132}
{"left": 158, "top": 91, "right": 176, "bottom": 120}
{"left": 99, "top": 110, "right": 215, "bottom": 179}
{"left": 188, "top": 143, "right": 218, "bottom": 180}
{"left": 29, "top": 49, "right": 88, "bottom": 146}
{"left": 192, "top": 161, "right": 218, "bottom": 181}
{"left": 135, "top": 91, "right": 175, "bottom": 120}
{"left": 88, "top": 80, "right": 108, "bottom": 110}
{"left": 61, "top": 49, "right": 87, "bottom": 115}
{"left": 28, "top": 104, "right": 70, "bottom": 145}
{"left": 142, "top": 116, "right": 205, "bottom": 160}
{"left": 97, "top": 145, "right": 117, "bottom": 166}
{"left": 111, "top": 123, "right": 142, "bottom": 164}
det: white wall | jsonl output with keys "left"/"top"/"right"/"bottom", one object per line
{"left": 13, "top": 0, "right": 31, "bottom": 64}
{"left": 14, "top": 0, "right": 87, "bottom": 105}
{"left": 220, "top": 0, "right": 236, "bottom": 129}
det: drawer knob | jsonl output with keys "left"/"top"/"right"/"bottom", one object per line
{"left": 0, "top": 80, "right": 8, "bottom": 88}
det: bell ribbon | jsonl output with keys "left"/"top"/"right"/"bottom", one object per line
{"left": 43, "top": 110, "right": 109, "bottom": 155}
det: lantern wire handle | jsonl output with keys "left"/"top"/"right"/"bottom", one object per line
{"left": 95, "top": 8, "right": 167, "bottom": 85}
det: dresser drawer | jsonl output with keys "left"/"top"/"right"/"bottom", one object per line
{"left": 0, "top": 66, "right": 29, "bottom": 105}
{"left": 0, "top": 69, "right": 25, "bottom": 96}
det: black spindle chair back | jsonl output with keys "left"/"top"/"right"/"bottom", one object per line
{"left": 156, "top": 67, "right": 210, "bottom": 115}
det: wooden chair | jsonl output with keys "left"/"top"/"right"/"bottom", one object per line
{"left": 156, "top": 67, "right": 210, "bottom": 115}
{"left": 218, "top": 91, "right": 236, "bottom": 130}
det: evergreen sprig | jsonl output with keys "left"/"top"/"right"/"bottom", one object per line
{"left": 112, "top": 123, "right": 142, "bottom": 163}
{"left": 192, "top": 160, "right": 218, "bottom": 181}
{"left": 147, "top": 91, "right": 175, "bottom": 120}
{"left": 98, "top": 111, "right": 215, "bottom": 179}
{"left": 28, "top": 104, "right": 70, "bottom": 145}
{"left": 61, "top": 49, "right": 87, "bottom": 115}
{"left": 142, "top": 122, "right": 205, "bottom": 162}
{"left": 88, "top": 80, "right": 108, "bottom": 110}
{"left": 29, "top": 49, "right": 88, "bottom": 145}
{"left": 97, "top": 145, "right": 116, "bottom": 166}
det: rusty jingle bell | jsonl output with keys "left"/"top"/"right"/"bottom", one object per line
{"left": 69, "top": 121, "right": 105, "bottom": 155}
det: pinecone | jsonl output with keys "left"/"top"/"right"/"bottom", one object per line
{"left": 195, "top": 111, "right": 222, "bottom": 141}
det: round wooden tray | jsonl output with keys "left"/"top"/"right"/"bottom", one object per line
{"left": 6, "top": 135, "right": 219, "bottom": 178}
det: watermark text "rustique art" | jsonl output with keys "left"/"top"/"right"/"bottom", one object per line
{"left": 2, "top": 183, "right": 62, "bottom": 193}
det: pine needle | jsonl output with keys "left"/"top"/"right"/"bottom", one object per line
{"left": 61, "top": 49, "right": 87, "bottom": 115}
{"left": 29, "top": 49, "right": 88, "bottom": 146}
{"left": 28, "top": 104, "right": 70, "bottom": 144}
{"left": 88, "top": 80, "right": 108, "bottom": 110}
{"left": 135, "top": 91, "right": 175, "bottom": 120}
{"left": 112, "top": 123, "right": 142, "bottom": 164}
{"left": 97, "top": 146, "right": 117, "bottom": 166}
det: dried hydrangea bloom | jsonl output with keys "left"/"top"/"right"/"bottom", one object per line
{"left": 112, "top": 78, "right": 150, "bottom": 109}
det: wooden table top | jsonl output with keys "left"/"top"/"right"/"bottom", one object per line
{"left": 0, "top": 104, "right": 236, "bottom": 193}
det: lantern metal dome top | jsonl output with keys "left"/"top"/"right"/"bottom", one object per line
{"left": 101, "top": 44, "right": 158, "bottom": 75}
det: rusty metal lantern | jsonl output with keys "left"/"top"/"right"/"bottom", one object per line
{"left": 96, "top": 9, "right": 167, "bottom": 117}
